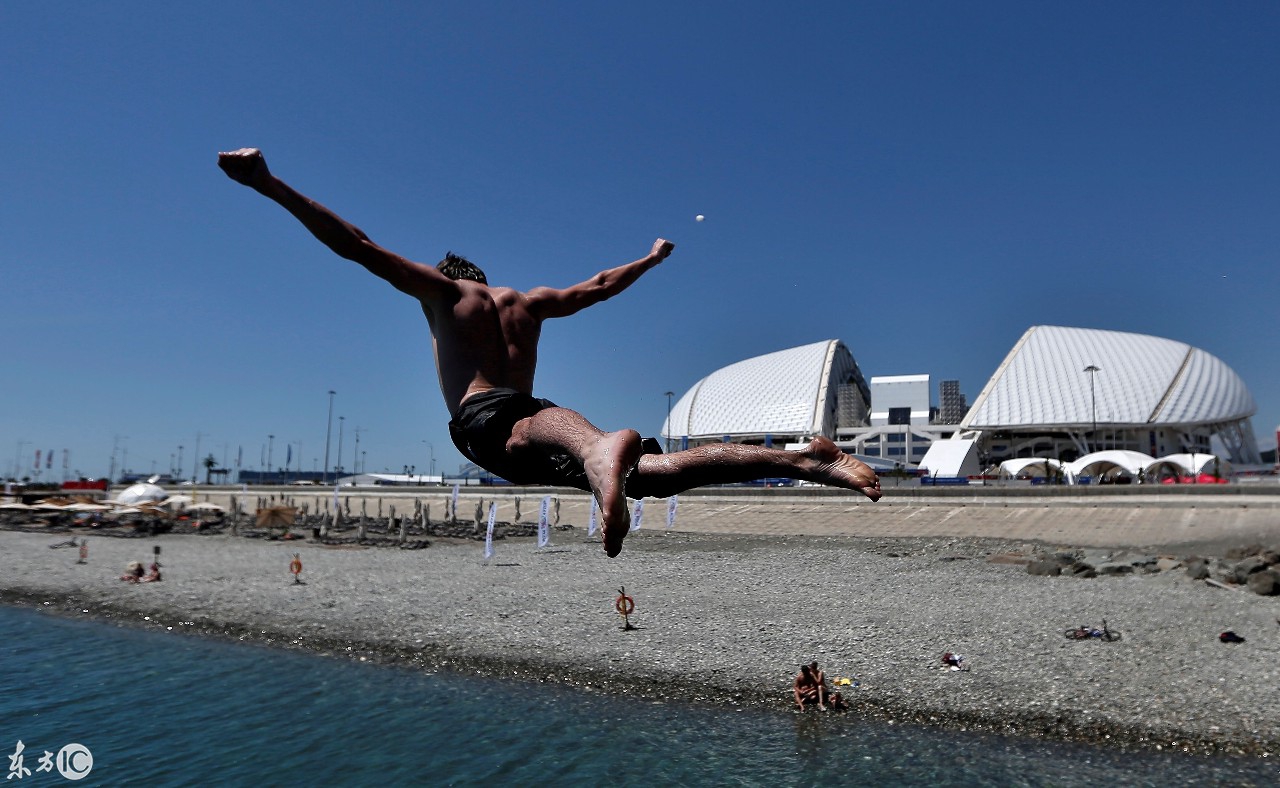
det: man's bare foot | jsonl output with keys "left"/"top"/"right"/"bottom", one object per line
{"left": 585, "top": 429, "right": 643, "bottom": 557}
{"left": 801, "top": 436, "right": 882, "bottom": 501}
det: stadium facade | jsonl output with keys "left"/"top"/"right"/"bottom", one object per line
{"left": 659, "top": 326, "right": 1261, "bottom": 472}
{"left": 956, "top": 325, "right": 1259, "bottom": 466}
{"left": 661, "top": 339, "right": 869, "bottom": 449}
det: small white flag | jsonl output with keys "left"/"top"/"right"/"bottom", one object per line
{"left": 630, "top": 499, "right": 644, "bottom": 532}
{"left": 538, "top": 495, "right": 551, "bottom": 548}
{"left": 484, "top": 502, "right": 496, "bottom": 559}
{"left": 587, "top": 497, "right": 598, "bottom": 537}
{"left": 333, "top": 481, "right": 340, "bottom": 513}
{"left": 666, "top": 495, "right": 679, "bottom": 529}
{"left": 451, "top": 484, "right": 460, "bottom": 519}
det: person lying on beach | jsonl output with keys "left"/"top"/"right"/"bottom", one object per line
{"left": 218, "top": 148, "right": 882, "bottom": 557}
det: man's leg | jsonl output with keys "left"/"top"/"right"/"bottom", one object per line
{"left": 625, "top": 436, "right": 882, "bottom": 501}
{"left": 506, "top": 407, "right": 642, "bottom": 557}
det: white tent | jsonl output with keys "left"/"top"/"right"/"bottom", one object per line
{"left": 1147, "top": 453, "right": 1230, "bottom": 479}
{"left": 998, "top": 457, "right": 1067, "bottom": 479}
{"left": 1066, "top": 450, "right": 1155, "bottom": 483}
{"left": 113, "top": 483, "right": 168, "bottom": 505}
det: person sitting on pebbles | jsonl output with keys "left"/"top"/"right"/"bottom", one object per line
{"left": 794, "top": 664, "right": 826, "bottom": 711}
{"left": 808, "top": 661, "right": 848, "bottom": 711}
{"left": 120, "top": 561, "right": 144, "bottom": 583}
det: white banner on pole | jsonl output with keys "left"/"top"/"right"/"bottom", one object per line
{"left": 332, "top": 482, "right": 340, "bottom": 514}
{"left": 537, "top": 495, "right": 551, "bottom": 548}
{"left": 484, "top": 502, "right": 496, "bottom": 559}
{"left": 451, "top": 484, "right": 460, "bottom": 519}
{"left": 666, "top": 495, "right": 679, "bottom": 529}
{"left": 587, "top": 497, "right": 598, "bottom": 537}
{"left": 630, "top": 499, "right": 643, "bottom": 532}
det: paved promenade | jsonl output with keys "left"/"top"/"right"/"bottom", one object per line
{"left": 197, "top": 484, "right": 1280, "bottom": 551}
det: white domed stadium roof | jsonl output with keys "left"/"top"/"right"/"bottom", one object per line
{"left": 961, "top": 326, "right": 1255, "bottom": 429}
{"left": 663, "top": 339, "right": 861, "bottom": 440}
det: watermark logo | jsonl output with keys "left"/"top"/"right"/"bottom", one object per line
{"left": 6, "top": 741, "right": 93, "bottom": 781}
{"left": 56, "top": 745, "right": 93, "bottom": 781}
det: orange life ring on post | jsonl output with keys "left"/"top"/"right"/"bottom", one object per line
{"left": 614, "top": 594, "right": 634, "bottom": 616}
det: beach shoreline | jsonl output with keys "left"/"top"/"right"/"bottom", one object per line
{"left": 3, "top": 516, "right": 1279, "bottom": 760}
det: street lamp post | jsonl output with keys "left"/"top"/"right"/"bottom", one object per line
{"left": 664, "top": 391, "right": 675, "bottom": 454}
{"left": 336, "top": 416, "right": 345, "bottom": 478}
{"left": 422, "top": 440, "right": 435, "bottom": 479}
{"left": 266, "top": 435, "right": 274, "bottom": 482}
{"left": 1083, "top": 365, "right": 1100, "bottom": 453}
{"left": 192, "top": 431, "right": 204, "bottom": 485}
{"left": 323, "top": 390, "right": 336, "bottom": 484}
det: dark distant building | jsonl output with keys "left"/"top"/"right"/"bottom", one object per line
{"left": 939, "top": 379, "right": 967, "bottom": 424}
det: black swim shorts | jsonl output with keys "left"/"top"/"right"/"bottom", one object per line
{"left": 448, "top": 388, "right": 661, "bottom": 490}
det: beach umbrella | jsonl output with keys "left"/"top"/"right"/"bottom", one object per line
{"left": 256, "top": 506, "right": 298, "bottom": 528}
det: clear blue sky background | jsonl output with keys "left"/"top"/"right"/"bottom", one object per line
{"left": 3, "top": 2, "right": 1278, "bottom": 481}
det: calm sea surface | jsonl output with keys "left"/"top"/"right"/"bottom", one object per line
{"left": 1, "top": 605, "right": 1274, "bottom": 787}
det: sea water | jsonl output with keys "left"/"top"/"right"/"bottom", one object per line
{"left": 0, "top": 606, "right": 1273, "bottom": 787}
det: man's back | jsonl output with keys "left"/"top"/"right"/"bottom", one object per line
{"left": 421, "top": 281, "right": 544, "bottom": 416}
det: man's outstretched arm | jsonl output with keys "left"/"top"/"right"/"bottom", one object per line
{"left": 526, "top": 238, "right": 674, "bottom": 319}
{"left": 218, "top": 148, "right": 449, "bottom": 299}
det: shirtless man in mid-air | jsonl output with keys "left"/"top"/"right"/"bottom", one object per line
{"left": 218, "top": 148, "right": 882, "bottom": 557}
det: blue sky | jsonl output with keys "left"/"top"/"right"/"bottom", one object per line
{"left": 3, "top": 2, "right": 1278, "bottom": 481}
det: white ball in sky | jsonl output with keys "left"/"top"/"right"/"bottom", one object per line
{"left": 695, "top": 214, "right": 705, "bottom": 222}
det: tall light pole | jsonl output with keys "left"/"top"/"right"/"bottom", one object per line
{"left": 192, "top": 431, "right": 204, "bottom": 485}
{"left": 108, "top": 435, "right": 128, "bottom": 484}
{"left": 1083, "top": 365, "right": 1100, "bottom": 453}
{"left": 12, "top": 440, "right": 29, "bottom": 482}
{"left": 267, "top": 435, "right": 274, "bottom": 481}
{"left": 323, "top": 390, "right": 336, "bottom": 484}
{"left": 664, "top": 391, "right": 675, "bottom": 454}
{"left": 353, "top": 426, "right": 365, "bottom": 475}
{"left": 336, "top": 416, "right": 345, "bottom": 477}
{"left": 422, "top": 440, "right": 435, "bottom": 479}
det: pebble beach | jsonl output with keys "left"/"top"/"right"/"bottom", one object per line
{"left": 3, "top": 488, "right": 1280, "bottom": 759}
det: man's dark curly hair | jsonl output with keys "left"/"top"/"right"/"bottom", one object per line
{"left": 436, "top": 252, "right": 487, "bottom": 284}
